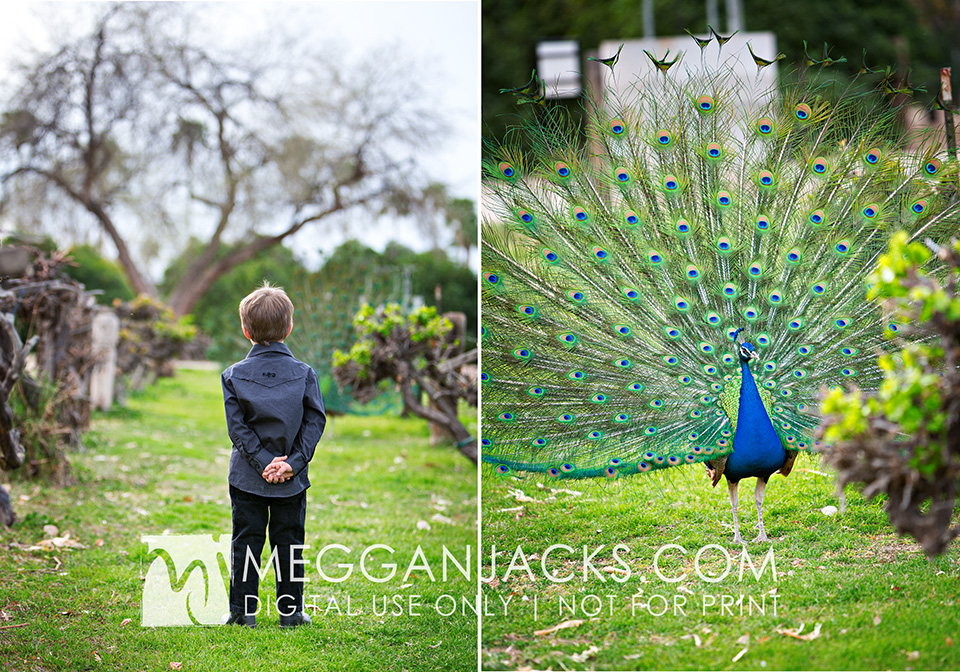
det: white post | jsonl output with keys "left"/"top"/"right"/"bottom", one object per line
{"left": 90, "top": 309, "right": 119, "bottom": 411}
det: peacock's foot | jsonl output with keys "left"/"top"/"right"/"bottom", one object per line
{"left": 732, "top": 533, "right": 745, "bottom": 544}
{"left": 754, "top": 532, "right": 770, "bottom": 543}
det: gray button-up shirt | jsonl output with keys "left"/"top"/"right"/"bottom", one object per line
{"left": 222, "top": 342, "right": 326, "bottom": 497}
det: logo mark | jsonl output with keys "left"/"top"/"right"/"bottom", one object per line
{"left": 141, "top": 534, "right": 230, "bottom": 626}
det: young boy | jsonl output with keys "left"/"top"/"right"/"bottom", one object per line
{"left": 221, "top": 283, "right": 326, "bottom": 628}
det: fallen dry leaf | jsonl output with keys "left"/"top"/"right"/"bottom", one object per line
{"left": 120, "top": 618, "right": 132, "bottom": 627}
{"left": 416, "top": 520, "right": 431, "bottom": 531}
{"left": 570, "top": 645, "right": 600, "bottom": 663}
{"left": 873, "top": 614, "right": 882, "bottom": 626}
{"left": 170, "top": 663, "right": 183, "bottom": 670}
{"left": 428, "top": 641, "right": 442, "bottom": 649}
{"left": 534, "top": 619, "right": 584, "bottom": 636}
{"left": 732, "top": 647, "right": 748, "bottom": 662}
{"left": 777, "top": 622, "right": 823, "bottom": 641}
{"left": 906, "top": 651, "right": 920, "bottom": 661}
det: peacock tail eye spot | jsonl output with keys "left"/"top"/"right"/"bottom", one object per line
{"left": 787, "top": 248, "right": 802, "bottom": 263}
{"left": 663, "top": 356, "right": 679, "bottom": 365}
{"left": 664, "top": 326, "right": 681, "bottom": 339}
{"left": 700, "top": 342, "right": 714, "bottom": 354}
{"left": 722, "top": 283, "right": 738, "bottom": 298}
{"left": 615, "top": 414, "right": 629, "bottom": 422}
{"left": 517, "top": 209, "right": 534, "bottom": 223}
{"left": 809, "top": 210, "right": 825, "bottom": 225}
{"left": 547, "top": 467, "right": 559, "bottom": 477}
{"left": 614, "top": 168, "right": 630, "bottom": 182}
{"left": 498, "top": 412, "right": 514, "bottom": 421}
{"left": 569, "top": 370, "right": 584, "bottom": 380}
{"left": 674, "top": 297, "right": 689, "bottom": 311}
{"left": 588, "top": 431, "right": 602, "bottom": 440}
{"left": 865, "top": 148, "right": 881, "bottom": 164}
{"left": 614, "top": 325, "right": 631, "bottom": 336}
{"left": 758, "top": 170, "right": 775, "bottom": 186}
{"left": 496, "top": 464, "right": 510, "bottom": 474}
{"left": 764, "top": 380, "right": 776, "bottom": 388}
{"left": 593, "top": 246, "right": 609, "bottom": 260}
{"left": 528, "top": 387, "right": 544, "bottom": 397}
{"left": 798, "top": 345, "right": 811, "bottom": 355}
{"left": 610, "top": 118, "right": 625, "bottom": 134}
{"left": 686, "top": 264, "right": 700, "bottom": 279}
{"left": 675, "top": 219, "right": 690, "bottom": 233}
{"left": 756, "top": 215, "right": 771, "bottom": 230}
{"left": 624, "top": 210, "right": 640, "bottom": 225}
{"left": 795, "top": 103, "right": 812, "bottom": 120}
{"left": 691, "top": 444, "right": 702, "bottom": 453}
{"left": 567, "top": 290, "right": 585, "bottom": 302}
{"left": 757, "top": 334, "right": 770, "bottom": 346}
{"left": 604, "top": 466, "right": 618, "bottom": 478}
{"left": 690, "top": 410, "right": 702, "bottom": 418}
{"left": 841, "top": 368, "right": 856, "bottom": 376}
{"left": 572, "top": 206, "right": 588, "bottom": 221}
{"left": 924, "top": 158, "right": 941, "bottom": 175}
{"left": 841, "top": 347, "right": 858, "bottom": 355}
{"left": 498, "top": 161, "right": 515, "bottom": 178}
{"left": 911, "top": 199, "right": 927, "bottom": 214}
{"left": 558, "top": 332, "right": 577, "bottom": 344}
{"left": 793, "top": 369, "right": 807, "bottom": 378}
{"left": 533, "top": 438, "right": 546, "bottom": 446}
{"left": 615, "top": 359, "right": 633, "bottom": 368}
{"left": 664, "top": 175, "right": 680, "bottom": 191}
{"left": 481, "top": 438, "right": 491, "bottom": 448}
{"left": 627, "top": 382, "right": 644, "bottom": 392}
{"left": 717, "top": 237, "right": 731, "bottom": 251}
{"left": 721, "top": 429, "right": 732, "bottom": 438}
{"left": 560, "top": 463, "right": 574, "bottom": 472}
{"left": 638, "top": 461, "right": 651, "bottom": 472}
{"left": 862, "top": 203, "right": 879, "bottom": 218}
{"left": 765, "top": 362, "right": 776, "bottom": 371}
{"left": 757, "top": 117, "right": 774, "bottom": 134}
{"left": 558, "top": 414, "right": 573, "bottom": 423}
{"left": 789, "top": 318, "right": 803, "bottom": 330}
{"left": 697, "top": 94, "right": 714, "bottom": 111}
{"left": 517, "top": 304, "right": 537, "bottom": 316}
{"left": 554, "top": 161, "right": 570, "bottom": 177}
{"left": 679, "top": 375, "right": 692, "bottom": 385}
{"left": 610, "top": 458, "right": 622, "bottom": 466}
{"left": 483, "top": 272, "right": 500, "bottom": 286}
{"left": 656, "top": 129, "right": 672, "bottom": 145}
{"left": 542, "top": 249, "right": 558, "bottom": 262}
{"left": 768, "top": 291, "right": 782, "bottom": 304}
{"left": 716, "top": 438, "right": 728, "bottom": 446}
{"left": 700, "top": 395, "right": 714, "bottom": 404}
{"left": 835, "top": 240, "right": 850, "bottom": 254}
{"left": 480, "top": 373, "right": 488, "bottom": 382}
{"left": 704, "top": 365, "right": 717, "bottom": 375}
{"left": 722, "top": 354, "right": 735, "bottom": 364}
{"left": 650, "top": 399, "right": 663, "bottom": 408}
{"left": 645, "top": 427, "right": 658, "bottom": 436}
{"left": 667, "top": 455, "right": 679, "bottom": 464}
{"left": 707, "top": 312, "right": 721, "bottom": 324}
{"left": 812, "top": 282, "right": 826, "bottom": 295}
{"left": 812, "top": 157, "right": 828, "bottom": 174}
{"left": 707, "top": 142, "right": 723, "bottom": 158}
{"left": 622, "top": 287, "right": 639, "bottom": 300}
{"left": 648, "top": 250, "right": 663, "bottom": 264}
{"left": 748, "top": 263, "right": 763, "bottom": 276}
{"left": 889, "top": 322, "right": 900, "bottom": 332}
{"left": 512, "top": 348, "right": 531, "bottom": 360}
{"left": 717, "top": 191, "right": 731, "bottom": 206}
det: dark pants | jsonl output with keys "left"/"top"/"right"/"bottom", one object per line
{"left": 229, "top": 484, "right": 307, "bottom": 617}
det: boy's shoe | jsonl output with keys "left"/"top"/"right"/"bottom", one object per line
{"left": 222, "top": 612, "right": 256, "bottom": 628}
{"left": 279, "top": 611, "right": 312, "bottom": 628}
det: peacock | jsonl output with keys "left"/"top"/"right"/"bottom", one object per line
{"left": 480, "top": 33, "right": 960, "bottom": 544}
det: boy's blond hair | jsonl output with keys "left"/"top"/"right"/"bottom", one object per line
{"left": 239, "top": 282, "right": 294, "bottom": 344}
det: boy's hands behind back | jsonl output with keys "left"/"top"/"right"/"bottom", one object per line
{"left": 262, "top": 455, "right": 294, "bottom": 483}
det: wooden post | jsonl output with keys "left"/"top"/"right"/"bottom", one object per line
{"left": 89, "top": 309, "right": 119, "bottom": 411}
{"left": 942, "top": 68, "right": 957, "bottom": 160}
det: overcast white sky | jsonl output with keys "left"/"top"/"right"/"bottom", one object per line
{"left": 0, "top": 1, "right": 480, "bottom": 274}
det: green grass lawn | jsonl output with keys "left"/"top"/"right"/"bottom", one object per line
{"left": 0, "top": 366, "right": 479, "bottom": 672}
{"left": 480, "top": 461, "right": 960, "bottom": 671}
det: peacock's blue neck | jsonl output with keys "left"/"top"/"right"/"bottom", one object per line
{"left": 725, "top": 360, "right": 786, "bottom": 482}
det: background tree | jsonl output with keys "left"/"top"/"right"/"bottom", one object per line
{"left": 0, "top": 3, "right": 449, "bottom": 316}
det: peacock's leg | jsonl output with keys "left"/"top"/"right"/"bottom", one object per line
{"left": 728, "top": 480, "right": 743, "bottom": 544}
{"left": 755, "top": 478, "right": 769, "bottom": 542}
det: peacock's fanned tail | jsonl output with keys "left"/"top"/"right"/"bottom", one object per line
{"left": 481, "top": 43, "right": 959, "bottom": 481}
